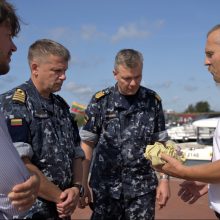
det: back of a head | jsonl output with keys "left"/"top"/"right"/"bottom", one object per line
{"left": 28, "top": 39, "right": 71, "bottom": 66}
{"left": 114, "top": 49, "right": 143, "bottom": 70}
{"left": 0, "top": 0, "right": 20, "bottom": 36}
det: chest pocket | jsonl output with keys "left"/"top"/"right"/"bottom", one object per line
{"left": 101, "top": 112, "right": 120, "bottom": 146}
{"left": 130, "top": 110, "right": 155, "bottom": 143}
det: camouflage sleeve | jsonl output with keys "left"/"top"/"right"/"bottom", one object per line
{"left": 80, "top": 95, "right": 102, "bottom": 144}
{"left": 152, "top": 96, "right": 169, "bottom": 142}
{"left": 13, "top": 142, "right": 33, "bottom": 159}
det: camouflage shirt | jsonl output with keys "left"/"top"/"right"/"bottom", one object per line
{"left": 0, "top": 79, "right": 84, "bottom": 219}
{"left": 80, "top": 85, "right": 168, "bottom": 199}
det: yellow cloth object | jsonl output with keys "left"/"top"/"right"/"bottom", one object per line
{"left": 144, "top": 140, "right": 186, "bottom": 166}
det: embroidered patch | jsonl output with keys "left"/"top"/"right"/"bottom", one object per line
{"left": 95, "top": 91, "right": 105, "bottom": 99}
{"left": 11, "top": 118, "right": 22, "bottom": 126}
{"left": 155, "top": 93, "right": 161, "bottom": 101}
{"left": 84, "top": 114, "right": 89, "bottom": 124}
{"left": 12, "top": 88, "right": 26, "bottom": 103}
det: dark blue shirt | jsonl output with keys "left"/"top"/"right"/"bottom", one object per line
{"left": 80, "top": 85, "right": 168, "bottom": 199}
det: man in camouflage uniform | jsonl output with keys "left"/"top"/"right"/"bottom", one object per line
{"left": 79, "top": 49, "right": 170, "bottom": 220}
{"left": 0, "top": 39, "right": 84, "bottom": 220}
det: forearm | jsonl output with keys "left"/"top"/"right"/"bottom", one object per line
{"left": 81, "top": 141, "right": 94, "bottom": 185}
{"left": 73, "top": 158, "right": 83, "bottom": 184}
{"left": 22, "top": 157, "right": 62, "bottom": 203}
{"left": 182, "top": 160, "right": 220, "bottom": 183}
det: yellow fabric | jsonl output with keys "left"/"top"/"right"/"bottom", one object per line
{"left": 144, "top": 140, "right": 186, "bottom": 166}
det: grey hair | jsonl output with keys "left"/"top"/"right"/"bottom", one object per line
{"left": 114, "top": 49, "right": 143, "bottom": 70}
{"left": 207, "top": 24, "right": 220, "bottom": 37}
{"left": 28, "top": 39, "right": 71, "bottom": 66}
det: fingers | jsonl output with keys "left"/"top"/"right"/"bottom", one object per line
{"left": 8, "top": 175, "right": 40, "bottom": 212}
{"left": 78, "top": 195, "right": 91, "bottom": 209}
{"left": 159, "top": 153, "right": 170, "bottom": 162}
{"left": 12, "top": 175, "right": 39, "bottom": 194}
{"left": 9, "top": 191, "right": 37, "bottom": 211}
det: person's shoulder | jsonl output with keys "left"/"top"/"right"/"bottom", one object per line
{"left": 0, "top": 84, "right": 27, "bottom": 105}
{"left": 54, "top": 94, "right": 70, "bottom": 109}
{"left": 93, "top": 87, "right": 112, "bottom": 102}
{"left": 141, "top": 86, "right": 162, "bottom": 102}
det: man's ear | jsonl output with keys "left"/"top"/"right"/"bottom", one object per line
{"left": 113, "top": 69, "right": 117, "bottom": 80}
{"left": 31, "top": 63, "right": 38, "bottom": 77}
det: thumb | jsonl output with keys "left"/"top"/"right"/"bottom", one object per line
{"left": 59, "top": 191, "right": 67, "bottom": 201}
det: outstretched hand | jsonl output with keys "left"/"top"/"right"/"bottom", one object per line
{"left": 153, "top": 153, "right": 185, "bottom": 179}
{"left": 178, "top": 181, "right": 208, "bottom": 204}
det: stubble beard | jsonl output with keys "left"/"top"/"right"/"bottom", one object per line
{"left": 0, "top": 63, "right": 9, "bottom": 75}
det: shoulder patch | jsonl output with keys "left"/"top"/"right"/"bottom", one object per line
{"left": 155, "top": 93, "right": 161, "bottom": 101}
{"left": 84, "top": 114, "right": 89, "bottom": 124}
{"left": 12, "top": 88, "right": 26, "bottom": 103}
{"left": 95, "top": 89, "right": 109, "bottom": 100}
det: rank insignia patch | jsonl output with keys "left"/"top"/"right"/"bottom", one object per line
{"left": 11, "top": 118, "right": 22, "bottom": 126}
{"left": 95, "top": 91, "right": 105, "bottom": 99}
{"left": 84, "top": 114, "right": 89, "bottom": 124}
{"left": 155, "top": 93, "right": 161, "bottom": 101}
{"left": 12, "top": 88, "right": 26, "bottom": 103}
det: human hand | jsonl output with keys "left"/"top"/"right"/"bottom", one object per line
{"left": 8, "top": 174, "right": 40, "bottom": 212}
{"left": 78, "top": 185, "right": 92, "bottom": 209}
{"left": 154, "top": 153, "right": 186, "bottom": 179}
{"left": 156, "top": 179, "right": 170, "bottom": 209}
{"left": 56, "top": 187, "right": 79, "bottom": 218}
{"left": 178, "top": 181, "right": 208, "bottom": 204}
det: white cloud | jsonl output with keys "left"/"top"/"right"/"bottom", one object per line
{"left": 64, "top": 81, "right": 93, "bottom": 97}
{"left": 111, "top": 23, "right": 150, "bottom": 43}
{"left": 48, "top": 27, "right": 77, "bottom": 42}
{"left": 80, "top": 25, "right": 106, "bottom": 40}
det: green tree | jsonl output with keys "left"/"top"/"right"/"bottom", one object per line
{"left": 185, "top": 104, "right": 195, "bottom": 113}
{"left": 195, "top": 101, "right": 211, "bottom": 112}
{"left": 184, "top": 101, "right": 211, "bottom": 113}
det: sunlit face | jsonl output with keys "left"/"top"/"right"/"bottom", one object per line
{"left": 0, "top": 23, "right": 17, "bottom": 75}
{"left": 205, "top": 30, "right": 220, "bottom": 83}
{"left": 113, "top": 64, "right": 142, "bottom": 95}
{"left": 31, "top": 54, "right": 67, "bottom": 98}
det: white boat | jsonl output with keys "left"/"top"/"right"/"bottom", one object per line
{"left": 181, "top": 144, "right": 212, "bottom": 161}
{"left": 167, "top": 123, "right": 197, "bottom": 142}
{"left": 178, "top": 117, "right": 220, "bottom": 162}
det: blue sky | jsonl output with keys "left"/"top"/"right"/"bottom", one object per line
{"left": 1, "top": 0, "right": 220, "bottom": 112}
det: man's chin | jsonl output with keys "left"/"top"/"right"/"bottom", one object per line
{"left": 0, "top": 65, "right": 10, "bottom": 75}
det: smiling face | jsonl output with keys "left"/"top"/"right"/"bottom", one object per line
{"left": 0, "top": 23, "right": 17, "bottom": 75}
{"left": 205, "top": 29, "right": 220, "bottom": 83}
{"left": 113, "top": 64, "right": 142, "bottom": 95}
{"left": 31, "top": 54, "right": 68, "bottom": 98}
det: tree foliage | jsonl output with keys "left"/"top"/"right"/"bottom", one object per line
{"left": 184, "top": 101, "right": 211, "bottom": 113}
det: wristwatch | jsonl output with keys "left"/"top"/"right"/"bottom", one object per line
{"left": 159, "top": 174, "right": 170, "bottom": 180}
{"left": 72, "top": 183, "right": 84, "bottom": 197}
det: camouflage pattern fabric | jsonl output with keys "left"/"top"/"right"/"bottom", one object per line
{"left": 80, "top": 84, "right": 168, "bottom": 219}
{"left": 0, "top": 79, "right": 83, "bottom": 219}
{"left": 91, "top": 188, "right": 156, "bottom": 220}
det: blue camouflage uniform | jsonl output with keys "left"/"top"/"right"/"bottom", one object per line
{"left": 0, "top": 79, "right": 84, "bottom": 220}
{"left": 80, "top": 84, "right": 168, "bottom": 220}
